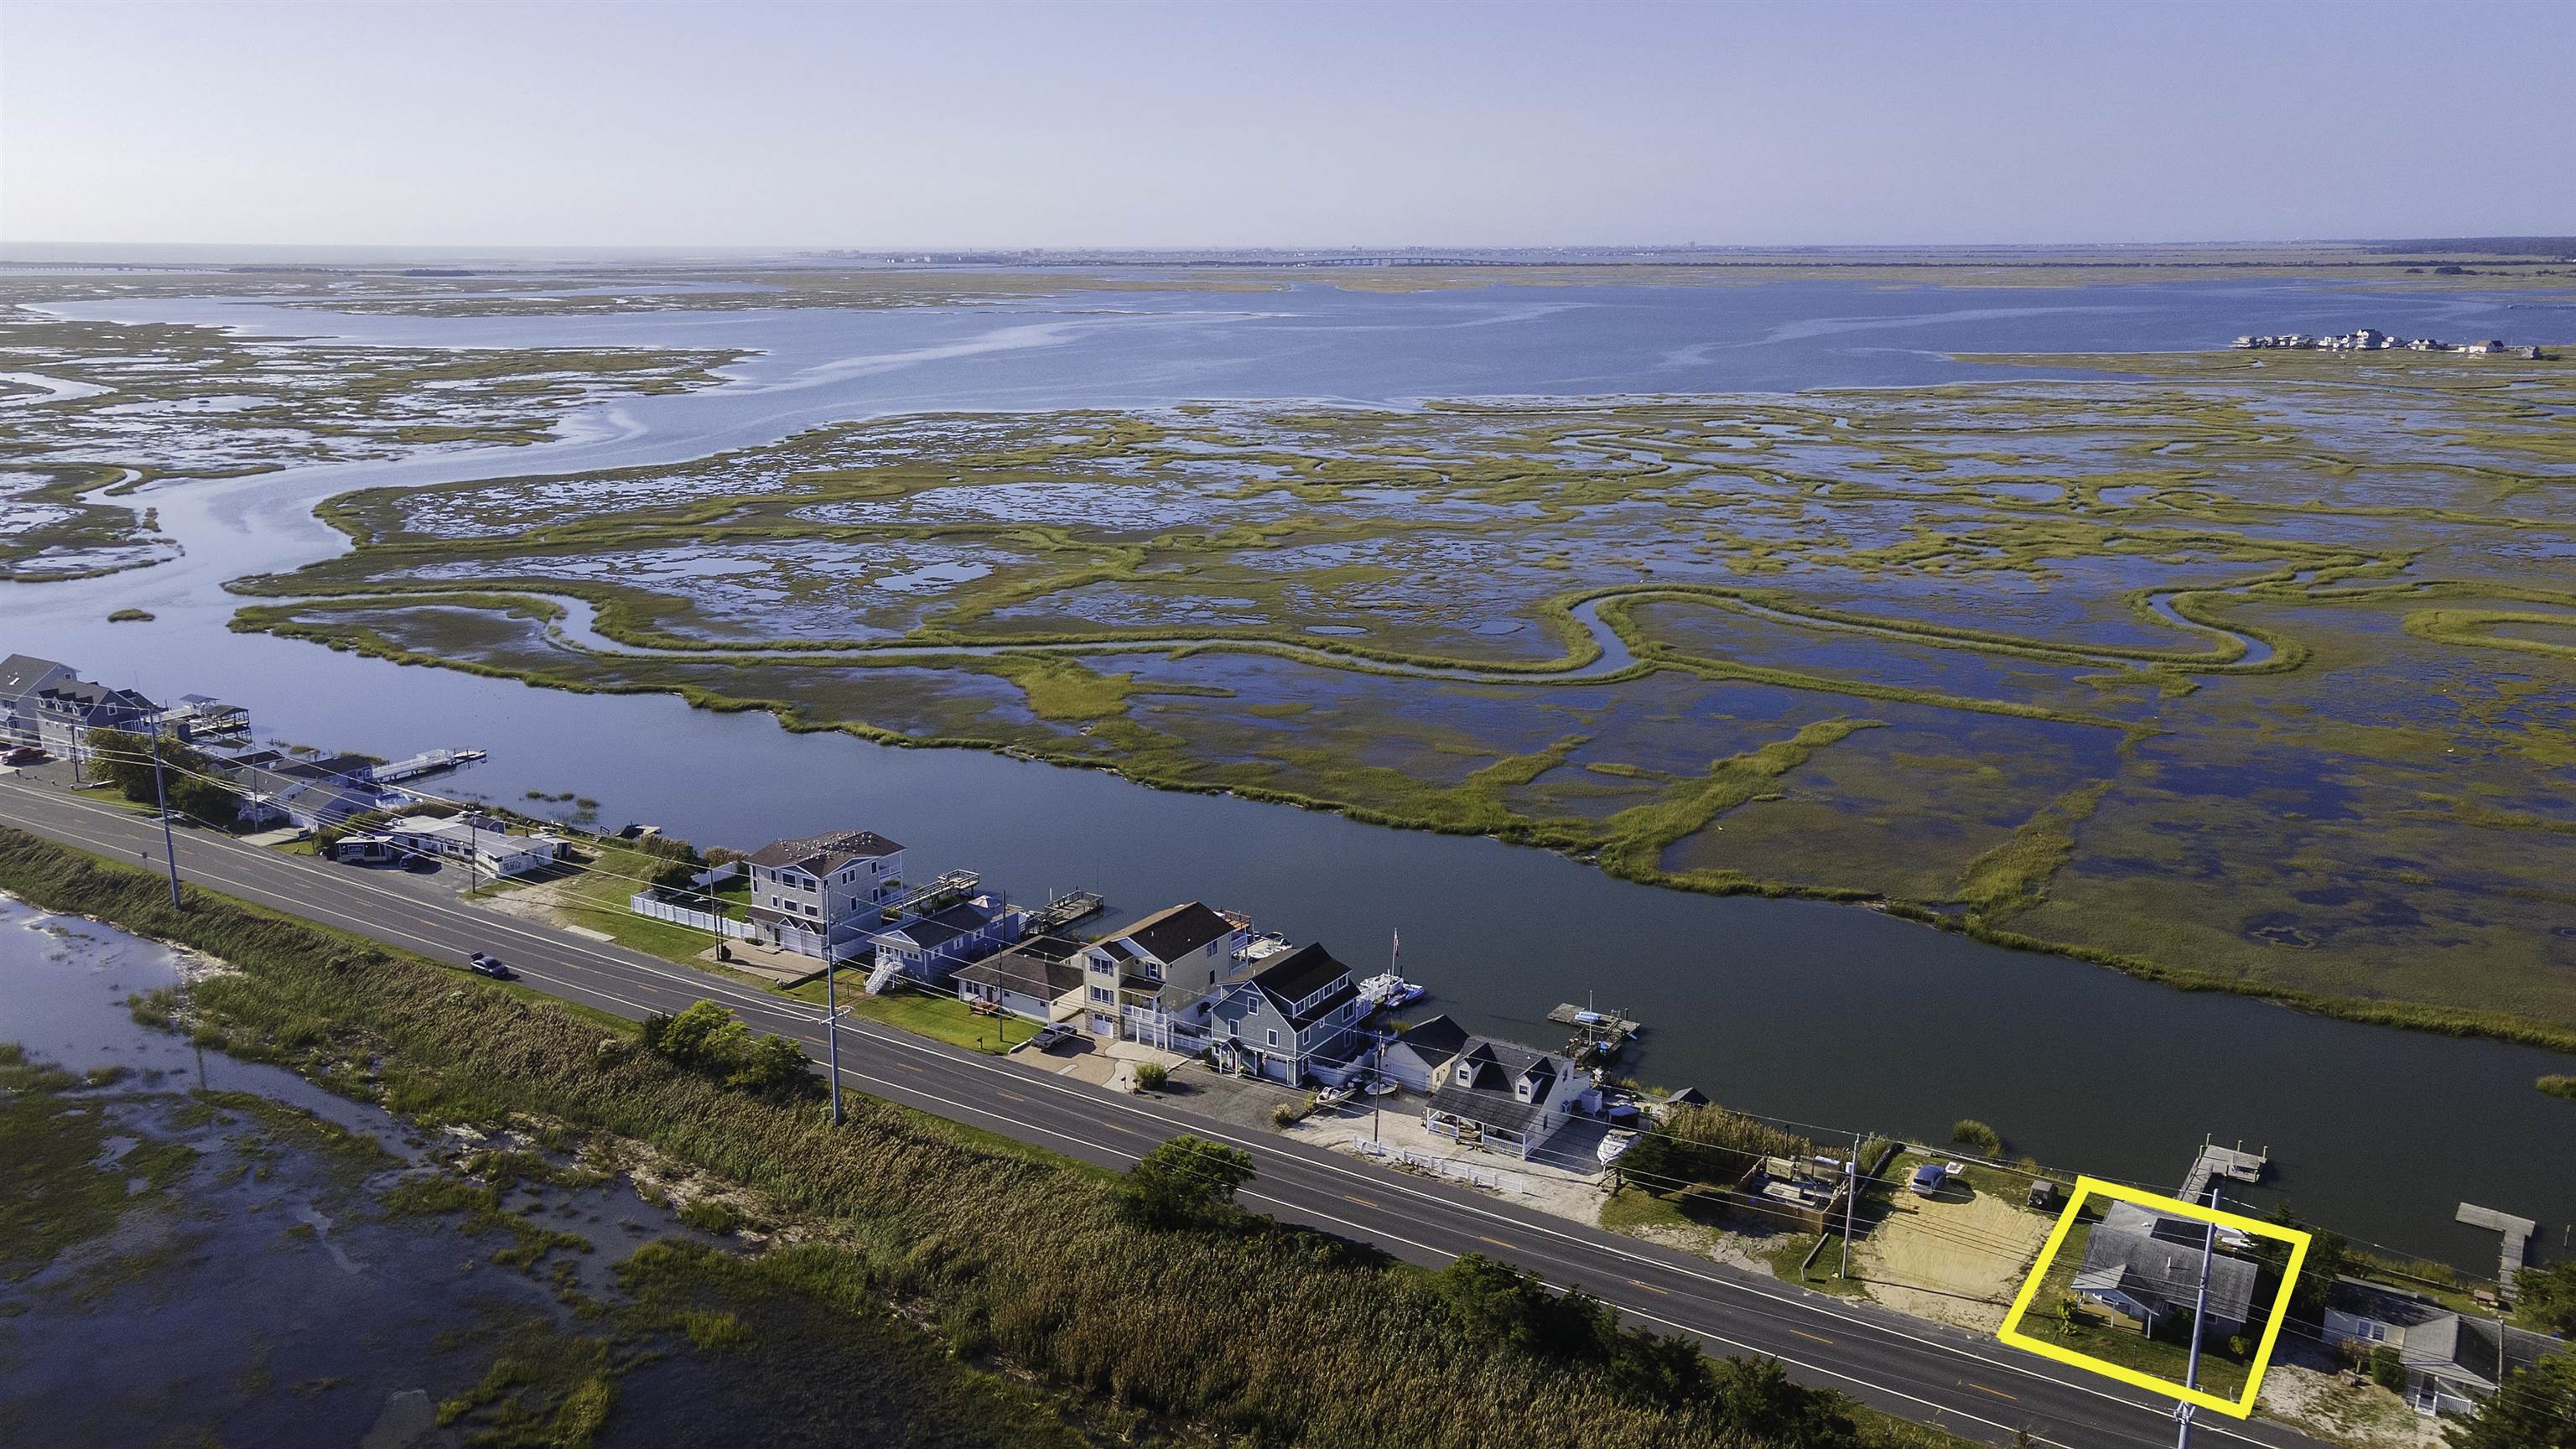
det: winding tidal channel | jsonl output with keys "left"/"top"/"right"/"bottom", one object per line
{"left": 6, "top": 279, "right": 2570, "bottom": 1267}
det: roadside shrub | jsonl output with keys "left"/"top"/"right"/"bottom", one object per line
{"left": 2369, "top": 1344, "right": 2407, "bottom": 1393}
{"left": 1115, "top": 1135, "right": 1254, "bottom": 1229}
{"left": 1131, "top": 1062, "right": 1167, "bottom": 1093}
{"left": 641, "top": 1001, "right": 817, "bottom": 1102}
{"left": 1950, "top": 1119, "right": 2002, "bottom": 1155}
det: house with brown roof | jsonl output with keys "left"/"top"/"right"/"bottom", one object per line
{"left": 745, "top": 828, "right": 908, "bottom": 959}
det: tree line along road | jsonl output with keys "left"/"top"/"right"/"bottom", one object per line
{"left": 0, "top": 776, "right": 2332, "bottom": 1449}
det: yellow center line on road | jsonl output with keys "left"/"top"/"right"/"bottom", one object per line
{"left": 1343, "top": 1194, "right": 1379, "bottom": 1209}
{"left": 1626, "top": 1278, "right": 1670, "bottom": 1296}
{"left": 995, "top": 1088, "right": 1028, "bottom": 1103}
{"left": 1789, "top": 1328, "right": 1836, "bottom": 1346}
{"left": 1476, "top": 1235, "right": 1515, "bottom": 1249}
{"left": 1966, "top": 1382, "right": 2019, "bottom": 1403}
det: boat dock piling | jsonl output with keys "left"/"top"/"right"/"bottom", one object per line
{"left": 2180, "top": 1140, "right": 2267, "bottom": 1202}
{"left": 2456, "top": 1202, "right": 2538, "bottom": 1300}
{"left": 374, "top": 747, "right": 486, "bottom": 783}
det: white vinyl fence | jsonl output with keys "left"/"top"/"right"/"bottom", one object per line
{"left": 628, "top": 892, "right": 760, "bottom": 940}
{"left": 1349, "top": 1136, "right": 1525, "bottom": 1195}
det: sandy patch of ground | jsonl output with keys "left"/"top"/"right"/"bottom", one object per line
{"left": 2257, "top": 1360, "right": 2447, "bottom": 1449}
{"left": 1276, "top": 1095, "right": 1612, "bottom": 1224}
{"left": 1855, "top": 1186, "right": 2053, "bottom": 1332}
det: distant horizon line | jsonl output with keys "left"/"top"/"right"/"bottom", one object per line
{"left": 7, "top": 236, "right": 2573, "bottom": 267}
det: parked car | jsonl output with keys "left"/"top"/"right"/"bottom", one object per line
{"left": 3, "top": 745, "right": 44, "bottom": 766}
{"left": 1024, "top": 1023, "right": 1075, "bottom": 1051}
{"left": 467, "top": 953, "right": 514, "bottom": 980}
{"left": 1908, "top": 1161, "right": 1949, "bottom": 1196}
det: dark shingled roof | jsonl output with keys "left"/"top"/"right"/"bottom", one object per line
{"left": 749, "top": 829, "right": 903, "bottom": 874}
{"left": 1393, "top": 1014, "right": 1469, "bottom": 1067}
{"left": 1245, "top": 943, "right": 1351, "bottom": 1005}
{"left": 1109, "top": 901, "right": 1237, "bottom": 964}
{"left": 1426, "top": 1081, "right": 1555, "bottom": 1141}
{"left": 954, "top": 945, "right": 1086, "bottom": 1000}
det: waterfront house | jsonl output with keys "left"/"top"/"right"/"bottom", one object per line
{"left": 0, "top": 653, "right": 80, "bottom": 750}
{"left": 213, "top": 749, "right": 387, "bottom": 829}
{"left": 385, "top": 813, "right": 564, "bottom": 880}
{"left": 867, "top": 892, "right": 1028, "bottom": 984}
{"left": 1423, "top": 1035, "right": 1586, "bottom": 1161}
{"left": 0, "top": 656, "right": 160, "bottom": 766}
{"left": 953, "top": 935, "right": 1088, "bottom": 1022}
{"left": 1375, "top": 1013, "right": 1469, "bottom": 1092}
{"left": 1078, "top": 900, "right": 1252, "bottom": 1046}
{"left": 1205, "top": 943, "right": 1364, "bottom": 1084}
{"left": 745, "top": 828, "right": 908, "bottom": 960}
{"left": 2070, "top": 1202, "right": 2258, "bottom": 1340}
{"left": 2323, "top": 1277, "right": 2563, "bottom": 1417}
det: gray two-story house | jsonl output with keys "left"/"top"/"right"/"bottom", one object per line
{"left": 745, "top": 828, "right": 907, "bottom": 959}
{"left": 1, "top": 654, "right": 80, "bottom": 750}
{"left": 0, "top": 654, "right": 158, "bottom": 765}
{"left": 1206, "top": 943, "right": 1363, "bottom": 1085}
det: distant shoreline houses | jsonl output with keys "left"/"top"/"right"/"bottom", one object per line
{"left": 2231, "top": 328, "right": 2545, "bottom": 358}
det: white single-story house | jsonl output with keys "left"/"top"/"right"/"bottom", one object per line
{"left": 384, "top": 813, "right": 564, "bottom": 880}
{"left": 2322, "top": 1276, "right": 2563, "bottom": 1417}
{"left": 953, "top": 936, "right": 1088, "bottom": 1022}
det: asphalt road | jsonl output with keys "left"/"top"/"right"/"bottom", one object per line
{"left": 0, "top": 776, "right": 2331, "bottom": 1449}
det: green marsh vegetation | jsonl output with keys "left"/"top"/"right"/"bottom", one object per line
{"left": 0, "top": 304, "right": 741, "bottom": 579}
{"left": 0, "top": 832, "right": 1965, "bottom": 1448}
{"left": 225, "top": 356, "right": 2576, "bottom": 1046}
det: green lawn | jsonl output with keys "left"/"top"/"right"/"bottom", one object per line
{"left": 781, "top": 970, "right": 1017, "bottom": 1056}
{"left": 493, "top": 842, "right": 757, "bottom": 971}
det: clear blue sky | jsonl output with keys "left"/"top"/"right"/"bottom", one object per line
{"left": 4, "top": 0, "right": 2570, "bottom": 249}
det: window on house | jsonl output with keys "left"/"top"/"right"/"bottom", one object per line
{"left": 1089, "top": 986, "right": 1113, "bottom": 1005}
{"left": 1265, "top": 1029, "right": 1278, "bottom": 1046}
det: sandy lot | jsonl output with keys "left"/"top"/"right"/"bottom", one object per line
{"left": 1855, "top": 1186, "right": 2054, "bottom": 1332}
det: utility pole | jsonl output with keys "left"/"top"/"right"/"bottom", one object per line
{"left": 1371, "top": 1030, "right": 1384, "bottom": 1143}
{"left": 148, "top": 723, "right": 182, "bottom": 910}
{"left": 466, "top": 813, "right": 480, "bottom": 897}
{"left": 822, "top": 942, "right": 844, "bottom": 1126}
{"left": 2174, "top": 1179, "right": 2221, "bottom": 1448}
{"left": 1841, "top": 1133, "right": 1860, "bottom": 1278}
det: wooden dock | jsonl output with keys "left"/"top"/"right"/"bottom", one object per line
{"left": 2179, "top": 1142, "right": 2267, "bottom": 1202}
{"left": 2457, "top": 1202, "right": 2537, "bottom": 1299}
{"left": 1547, "top": 1004, "right": 1641, "bottom": 1036}
{"left": 1027, "top": 890, "right": 1105, "bottom": 935}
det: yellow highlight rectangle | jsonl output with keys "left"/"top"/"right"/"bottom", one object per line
{"left": 1997, "top": 1175, "right": 2309, "bottom": 1419}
